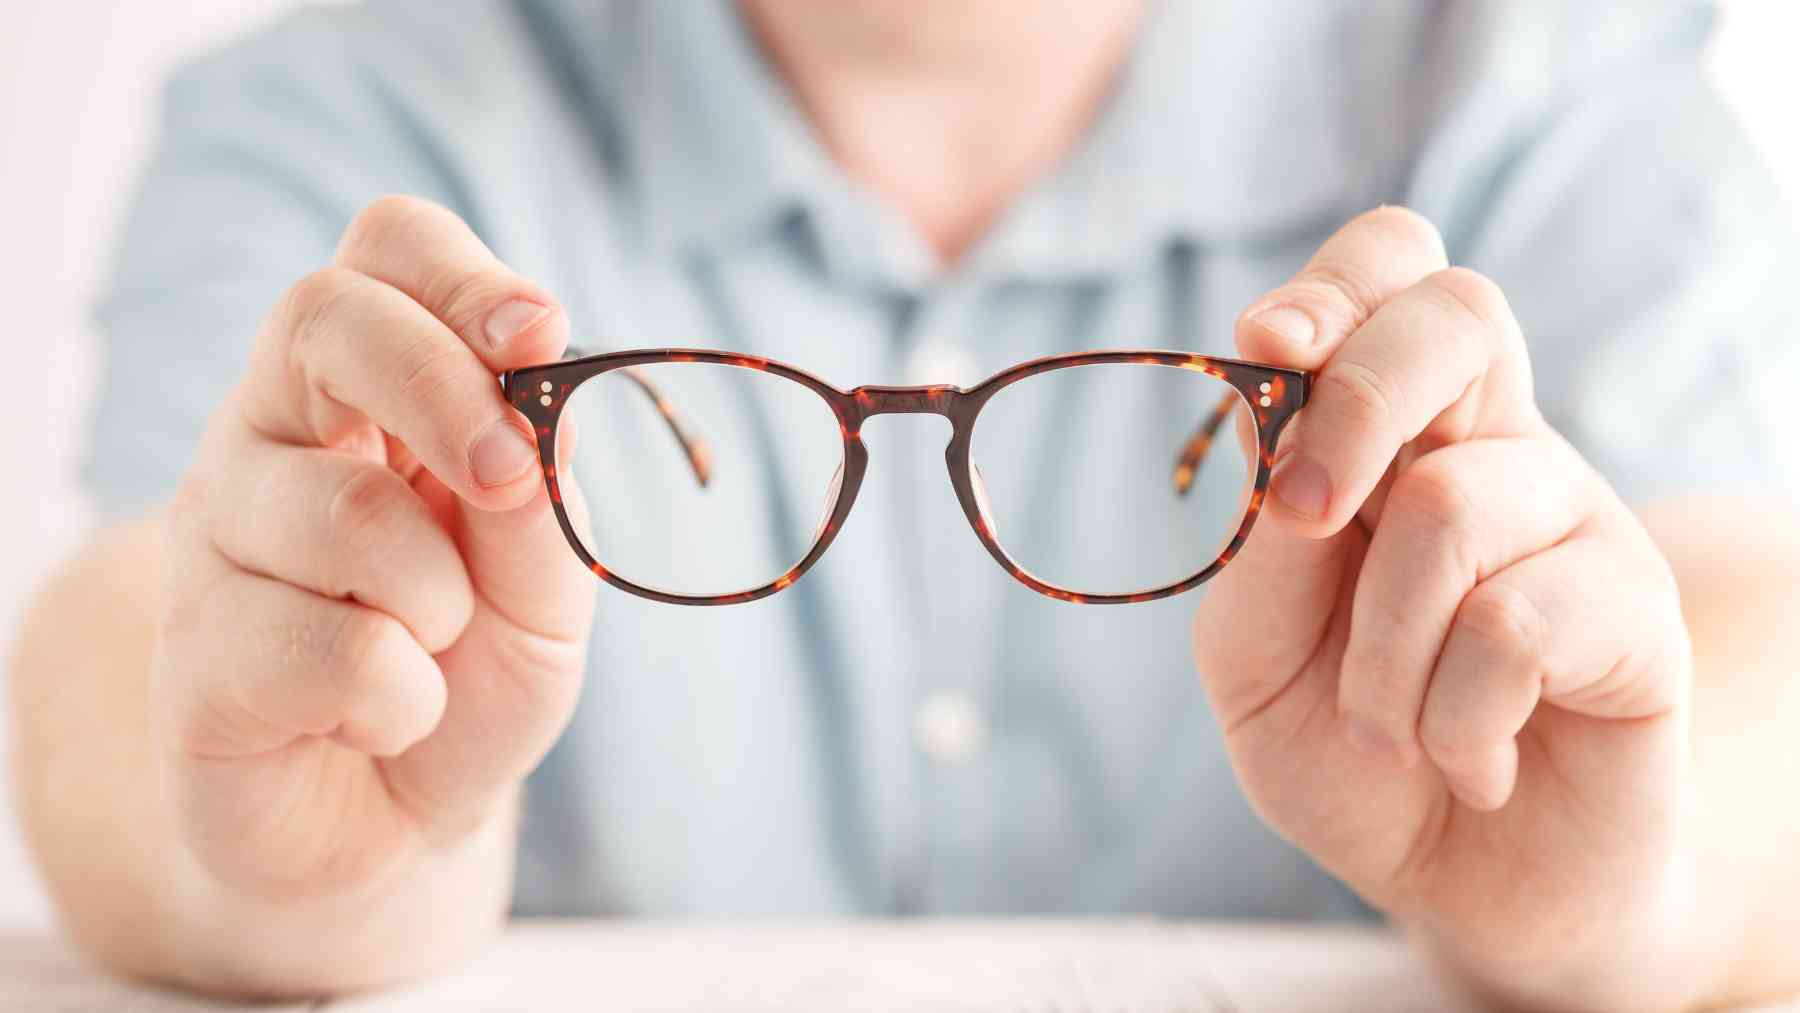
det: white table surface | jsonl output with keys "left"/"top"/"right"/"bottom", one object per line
{"left": 5, "top": 920, "right": 1796, "bottom": 1012}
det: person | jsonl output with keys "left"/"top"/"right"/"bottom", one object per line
{"left": 10, "top": 0, "right": 1800, "bottom": 1007}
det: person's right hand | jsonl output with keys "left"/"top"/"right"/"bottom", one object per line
{"left": 157, "top": 196, "right": 595, "bottom": 899}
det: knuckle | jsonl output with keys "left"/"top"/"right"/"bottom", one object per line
{"left": 1316, "top": 356, "right": 1406, "bottom": 432}
{"left": 324, "top": 607, "right": 407, "bottom": 710}
{"left": 1354, "top": 205, "right": 1447, "bottom": 264}
{"left": 423, "top": 270, "right": 509, "bottom": 341}
{"left": 390, "top": 331, "right": 475, "bottom": 413}
{"left": 1569, "top": 639, "right": 1683, "bottom": 720}
{"left": 1416, "top": 713, "right": 1471, "bottom": 762}
{"left": 386, "top": 340, "right": 479, "bottom": 468}
{"left": 168, "top": 442, "right": 238, "bottom": 556}
{"left": 338, "top": 194, "right": 434, "bottom": 260}
{"left": 1418, "top": 718, "right": 1495, "bottom": 770}
{"left": 1416, "top": 712, "right": 1461, "bottom": 758}
{"left": 281, "top": 268, "right": 357, "bottom": 347}
{"left": 1602, "top": 564, "right": 1692, "bottom": 713}
{"left": 1392, "top": 457, "right": 1478, "bottom": 531}
{"left": 1423, "top": 266, "right": 1510, "bottom": 332}
{"left": 159, "top": 575, "right": 257, "bottom": 747}
{"left": 1263, "top": 208, "right": 1448, "bottom": 334}
{"left": 1341, "top": 661, "right": 1414, "bottom": 728}
{"left": 1453, "top": 581, "right": 1545, "bottom": 664}
{"left": 1291, "top": 259, "right": 1387, "bottom": 325}
{"left": 388, "top": 334, "right": 478, "bottom": 453}
{"left": 326, "top": 466, "right": 411, "bottom": 572}
{"left": 279, "top": 268, "right": 362, "bottom": 393}
{"left": 1389, "top": 458, "right": 1485, "bottom": 570}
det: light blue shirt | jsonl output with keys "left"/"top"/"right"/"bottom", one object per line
{"left": 88, "top": 0, "right": 1797, "bottom": 917}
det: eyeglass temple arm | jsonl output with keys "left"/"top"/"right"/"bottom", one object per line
{"left": 1170, "top": 390, "right": 1239, "bottom": 496}
{"left": 619, "top": 367, "right": 713, "bottom": 488}
{"left": 522, "top": 345, "right": 712, "bottom": 488}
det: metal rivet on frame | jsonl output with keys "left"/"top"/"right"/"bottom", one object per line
{"left": 1259, "top": 382, "right": 1272, "bottom": 393}
{"left": 1259, "top": 396, "right": 1273, "bottom": 407}
{"left": 539, "top": 394, "right": 553, "bottom": 406}
{"left": 540, "top": 380, "right": 553, "bottom": 392}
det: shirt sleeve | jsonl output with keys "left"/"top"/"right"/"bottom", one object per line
{"left": 1408, "top": 3, "right": 1799, "bottom": 508}
{"left": 82, "top": 8, "right": 460, "bottom": 521}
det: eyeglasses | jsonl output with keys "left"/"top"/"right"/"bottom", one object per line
{"left": 502, "top": 348, "right": 1309, "bottom": 605}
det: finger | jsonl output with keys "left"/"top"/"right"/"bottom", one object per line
{"left": 1338, "top": 436, "right": 1598, "bottom": 764}
{"left": 334, "top": 195, "right": 570, "bottom": 371}
{"left": 1192, "top": 499, "right": 1355, "bottom": 730}
{"left": 1197, "top": 207, "right": 1450, "bottom": 701}
{"left": 454, "top": 424, "right": 594, "bottom": 643}
{"left": 1268, "top": 266, "right": 1540, "bottom": 536}
{"left": 241, "top": 266, "right": 542, "bottom": 508}
{"left": 1420, "top": 524, "right": 1688, "bottom": 810}
{"left": 208, "top": 424, "right": 474, "bottom": 654}
{"left": 161, "top": 552, "right": 447, "bottom": 761}
{"left": 377, "top": 419, "right": 595, "bottom": 823}
{"left": 1234, "top": 205, "right": 1449, "bottom": 370}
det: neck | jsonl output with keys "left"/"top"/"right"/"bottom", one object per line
{"left": 738, "top": 0, "right": 1146, "bottom": 267}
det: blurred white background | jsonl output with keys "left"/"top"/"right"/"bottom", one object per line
{"left": 0, "top": 0, "right": 1795, "bottom": 931}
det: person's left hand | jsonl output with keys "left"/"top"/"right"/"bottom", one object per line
{"left": 1192, "top": 207, "right": 1696, "bottom": 1006}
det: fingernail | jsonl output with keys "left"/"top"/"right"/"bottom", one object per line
{"left": 1249, "top": 305, "right": 1317, "bottom": 346}
{"left": 1271, "top": 453, "right": 1331, "bottom": 520}
{"left": 470, "top": 421, "right": 537, "bottom": 487}
{"left": 484, "top": 299, "right": 551, "bottom": 350}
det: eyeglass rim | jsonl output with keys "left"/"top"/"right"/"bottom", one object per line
{"left": 503, "top": 347, "right": 1310, "bottom": 606}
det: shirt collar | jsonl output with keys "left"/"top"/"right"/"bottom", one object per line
{"left": 589, "top": 0, "right": 1366, "bottom": 287}
{"left": 585, "top": 1, "right": 829, "bottom": 261}
{"left": 970, "top": 0, "right": 1368, "bottom": 278}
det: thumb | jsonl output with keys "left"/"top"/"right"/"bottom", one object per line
{"left": 379, "top": 415, "right": 596, "bottom": 826}
{"left": 1192, "top": 483, "right": 1355, "bottom": 729}
{"left": 333, "top": 195, "right": 598, "bottom": 822}
{"left": 1192, "top": 206, "right": 1447, "bottom": 726}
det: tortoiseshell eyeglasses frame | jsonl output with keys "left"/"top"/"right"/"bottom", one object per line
{"left": 501, "top": 348, "right": 1310, "bottom": 606}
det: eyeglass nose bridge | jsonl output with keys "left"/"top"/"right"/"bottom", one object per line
{"left": 846, "top": 384, "right": 967, "bottom": 426}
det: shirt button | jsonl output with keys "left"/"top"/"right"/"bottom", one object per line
{"left": 914, "top": 689, "right": 987, "bottom": 765}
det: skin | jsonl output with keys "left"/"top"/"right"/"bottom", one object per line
{"left": 8, "top": 0, "right": 1800, "bottom": 1007}
{"left": 14, "top": 197, "right": 599, "bottom": 995}
{"left": 740, "top": 0, "right": 1145, "bottom": 263}
{"left": 1192, "top": 210, "right": 1800, "bottom": 1011}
